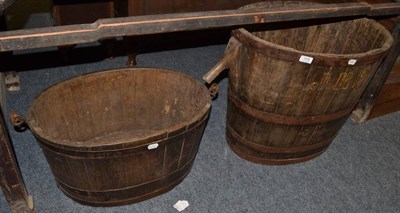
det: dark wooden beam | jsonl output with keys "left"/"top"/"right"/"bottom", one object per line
{"left": 352, "top": 14, "right": 400, "bottom": 123}
{"left": 369, "top": 3, "right": 400, "bottom": 16}
{"left": 0, "top": 2, "right": 399, "bottom": 52}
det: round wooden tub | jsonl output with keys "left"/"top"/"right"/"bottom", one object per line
{"left": 204, "top": 1, "right": 393, "bottom": 165}
{"left": 21, "top": 68, "right": 211, "bottom": 206}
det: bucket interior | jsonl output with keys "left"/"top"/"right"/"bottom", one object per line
{"left": 27, "top": 68, "right": 210, "bottom": 146}
{"left": 252, "top": 18, "right": 392, "bottom": 55}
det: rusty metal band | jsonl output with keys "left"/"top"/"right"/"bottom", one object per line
{"left": 34, "top": 112, "right": 208, "bottom": 156}
{"left": 55, "top": 160, "right": 193, "bottom": 206}
{"left": 226, "top": 123, "right": 334, "bottom": 154}
{"left": 228, "top": 89, "right": 352, "bottom": 125}
{"left": 54, "top": 156, "right": 194, "bottom": 194}
{"left": 226, "top": 134, "right": 329, "bottom": 165}
{"left": 231, "top": 25, "right": 391, "bottom": 67}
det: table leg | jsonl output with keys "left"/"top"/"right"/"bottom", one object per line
{"left": 352, "top": 15, "right": 400, "bottom": 123}
{"left": 0, "top": 74, "right": 34, "bottom": 213}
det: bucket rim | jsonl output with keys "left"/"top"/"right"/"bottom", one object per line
{"left": 233, "top": 18, "right": 393, "bottom": 67}
{"left": 26, "top": 67, "right": 212, "bottom": 150}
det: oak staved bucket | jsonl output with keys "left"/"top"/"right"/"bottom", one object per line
{"left": 204, "top": 4, "right": 393, "bottom": 165}
{"left": 16, "top": 68, "right": 211, "bottom": 206}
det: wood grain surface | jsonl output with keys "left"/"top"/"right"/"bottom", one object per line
{"left": 204, "top": 1, "right": 393, "bottom": 164}
{"left": 0, "top": 2, "right": 399, "bottom": 52}
{"left": 23, "top": 68, "right": 211, "bottom": 206}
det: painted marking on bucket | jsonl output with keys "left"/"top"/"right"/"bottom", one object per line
{"left": 299, "top": 55, "right": 313, "bottom": 64}
{"left": 148, "top": 143, "right": 159, "bottom": 150}
{"left": 348, "top": 59, "right": 357, "bottom": 65}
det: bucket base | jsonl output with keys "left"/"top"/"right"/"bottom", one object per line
{"left": 226, "top": 125, "right": 330, "bottom": 165}
{"left": 55, "top": 159, "right": 194, "bottom": 207}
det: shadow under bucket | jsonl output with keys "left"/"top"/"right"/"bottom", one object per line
{"left": 15, "top": 68, "right": 211, "bottom": 206}
{"left": 204, "top": 2, "right": 393, "bottom": 165}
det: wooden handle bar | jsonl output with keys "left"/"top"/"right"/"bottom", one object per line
{"left": 0, "top": 2, "right": 399, "bottom": 52}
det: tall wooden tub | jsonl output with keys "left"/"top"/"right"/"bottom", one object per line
{"left": 204, "top": 2, "right": 393, "bottom": 165}
{"left": 20, "top": 68, "right": 211, "bottom": 206}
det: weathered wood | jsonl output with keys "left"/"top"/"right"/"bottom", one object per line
{"left": 1, "top": 2, "right": 400, "bottom": 52}
{"left": 0, "top": 0, "right": 14, "bottom": 14}
{"left": 52, "top": 0, "right": 116, "bottom": 63}
{"left": 367, "top": 77, "right": 400, "bottom": 119}
{"left": 124, "top": 0, "right": 263, "bottom": 15}
{"left": 122, "top": 0, "right": 262, "bottom": 66}
{"left": 52, "top": 0, "right": 114, "bottom": 26}
{"left": 362, "top": 49, "right": 400, "bottom": 120}
{"left": 14, "top": 68, "right": 211, "bottom": 206}
{"left": 369, "top": 3, "right": 400, "bottom": 16}
{"left": 352, "top": 15, "right": 400, "bottom": 123}
{"left": 0, "top": 106, "right": 34, "bottom": 213}
{"left": 204, "top": 2, "right": 393, "bottom": 165}
{"left": 0, "top": 12, "right": 34, "bottom": 213}
{"left": 3, "top": 71, "right": 20, "bottom": 91}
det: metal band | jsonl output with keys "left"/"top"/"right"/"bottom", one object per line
{"left": 33, "top": 108, "right": 209, "bottom": 154}
{"left": 227, "top": 123, "right": 334, "bottom": 154}
{"left": 55, "top": 160, "right": 193, "bottom": 206}
{"left": 226, "top": 134, "right": 329, "bottom": 165}
{"left": 228, "top": 90, "right": 352, "bottom": 125}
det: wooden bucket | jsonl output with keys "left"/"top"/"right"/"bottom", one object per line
{"left": 13, "top": 68, "right": 211, "bottom": 206}
{"left": 204, "top": 2, "right": 393, "bottom": 165}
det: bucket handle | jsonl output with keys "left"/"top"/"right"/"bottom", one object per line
{"left": 203, "top": 37, "right": 240, "bottom": 84}
{"left": 10, "top": 111, "right": 29, "bottom": 132}
{"left": 207, "top": 83, "right": 219, "bottom": 100}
